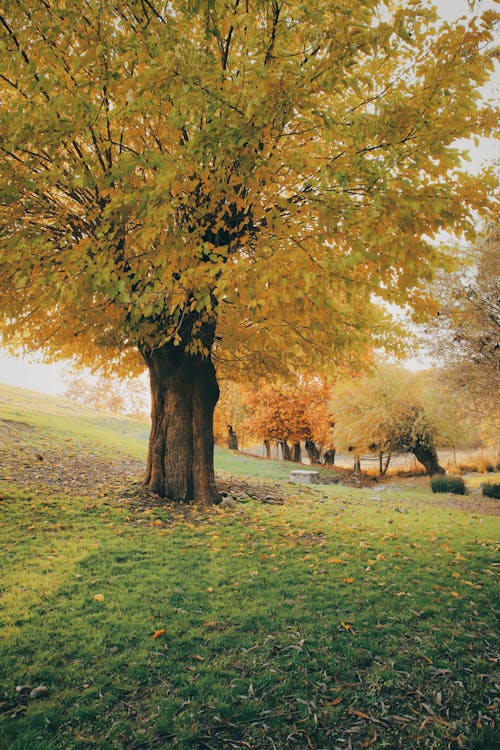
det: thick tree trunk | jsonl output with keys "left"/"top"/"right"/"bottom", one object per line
{"left": 305, "top": 439, "right": 320, "bottom": 464}
{"left": 141, "top": 339, "right": 220, "bottom": 504}
{"left": 292, "top": 442, "right": 301, "bottom": 463}
{"left": 323, "top": 448, "right": 336, "bottom": 466}
{"left": 411, "top": 442, "right": 445, "bottom": 476}
{"left": 280, "top": 440, "right": 291, "bottom": 461}
{"left": 264, "top": 439, "right": 271, "bottom": 459}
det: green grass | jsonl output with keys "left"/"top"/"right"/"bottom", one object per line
{"left": 0, "top": 385, "right": 499, "bottom": 749}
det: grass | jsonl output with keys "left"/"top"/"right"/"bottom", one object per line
{"left": 0, "top": 384, "right": 499, "bottom": 749}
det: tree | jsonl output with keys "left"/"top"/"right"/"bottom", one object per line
{"left": 331, "top": 365, "right": 476, "bottom": 475}
{"left": 244, "top": 379, "right": 331, "bottom": 462}
{"left": 213, "top": 380, "right": 249, "bottom": 449}
{"left": 63, "top": 370, "right": 149, "bottom": 417}
{"left": 422, "top": 225, "right": 499, "bottom": 444}
{"left": 0, "top": 1, "right": 497, "bottom": 502}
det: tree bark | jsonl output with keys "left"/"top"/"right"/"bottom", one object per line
{"left": 264, "top": 439, "right": 271, "bottom": 459}
{"left": 323, "top": 448, "right": 336, "bottom": 466}
{"left": 292, "top": 442, "right": 301, "bottom": 463}
{"left": 411, "top": 441, "right": 445, "bottom": 476}
{"left": 280, "top": 440, "right": 291, "bottom": 461}
{"left": 305, "top": 439, "right": 320, "bottom": 464}
{"left": 379, "top": 452, "right": 391, "bottom": 476}
{"left": 227, "top": 424, "right": 238, "bottom": 450}
{"left": 140, "top": 336, "right": 220, "bottom": 504}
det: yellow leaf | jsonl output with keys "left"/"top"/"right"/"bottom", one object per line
{"left": 327, "top": 696, "right": 343, "bottom": 706}
{"left": 152, "top": 629, "right": 166, "bottom": 640}
{"left": 327, "top": 557, "right": 345, "bottom": 564}
{"left": 340, "top": 621, "right": 356, "bottom": 634}
{"left": 343, "top": 577, "right": 355, "bottom": 584}
{"left": 93, "top": 594, "right": 105, "bottom": 602}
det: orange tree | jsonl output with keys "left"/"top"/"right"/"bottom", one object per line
{"left": 0, "top": 0, "right": 497, "bottom": 502}
{"left": 244, "top": 379, "right": 332, "bottom": 461}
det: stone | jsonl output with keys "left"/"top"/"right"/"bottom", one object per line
{"left": 290, "top": 470, "right": 320, "bottom": 485}
{"left": 29, "top": 686, "right": 48, "bottom": 699}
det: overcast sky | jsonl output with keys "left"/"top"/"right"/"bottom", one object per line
{"left": 1, "top": 0, "right": 498, "bottom": 396}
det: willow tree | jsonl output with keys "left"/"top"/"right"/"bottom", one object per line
{"left": 0, "top": 0, "right": 497, "bottom": 502}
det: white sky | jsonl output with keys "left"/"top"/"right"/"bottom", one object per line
{"left": 0, "top": 0, "right": 498, "bottom": 396}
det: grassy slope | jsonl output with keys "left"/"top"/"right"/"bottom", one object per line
{"left": 0, "top": 384, "right": 499, "bottom": 750}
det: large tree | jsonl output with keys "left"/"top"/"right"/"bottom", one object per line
{"left": 0, "top": 0, "right": 497, "bottom": 502}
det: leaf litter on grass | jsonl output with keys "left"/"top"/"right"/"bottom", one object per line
{"left": 0, "top": 394, "right": 499, "bottom": 749}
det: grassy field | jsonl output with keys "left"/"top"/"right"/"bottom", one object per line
{"left": 0, "top": 384, "right": 499, "bottom": 749}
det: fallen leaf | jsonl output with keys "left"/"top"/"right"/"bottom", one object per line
{"left": 326, "top": 696, "right": 343, "bottom": 706}
{"left": 340, "top": 621, "right": 356, "bottom": 635}
{"left": 152, "top": 629, "right": 166, "bottom": 640}
{"left": 349, "top": 708, "right": 370, "bottom": 719}
{"left": 343, "top": 577, "right": 355, "bottom": 584}
{"left": 327, "top": 557, "right": 345, "bottom": 564}
{"left": 93, "top": 594, "right": 105, "bottom": 602}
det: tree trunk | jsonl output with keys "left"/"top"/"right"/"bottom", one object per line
{"left": 227, "top": 425, "right": 238, "bottom": 450}
{"left": 292, "top": 442, "right": 301, "bottom": 463}
{"left": 305, "top": 439, "right": 320, "bottom": 464}
{"left": 411, "top": 441, "right": 445, "bottom": 476}
{"left": 353, "top": 453, "right": 361, "bottom": 474}
{"left": 323, "top": 448, "right": 336, "bottom": 466}
{"left": 264, "top": 439, "right": 271, "bottom": 459}
{"left": 280, "top": 440, "right": 291, "bottom": 461}
{"left": 380, "top": 452, "right": 391, "bottom": 476}
{"left": 141, "top": 338, "right": 220, "bottom": 504}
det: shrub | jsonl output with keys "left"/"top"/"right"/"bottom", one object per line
{"left": 431, "top": 475, "right": 467, "bottom": 495}
{"left": 481, "top": 483, "right": 500, "bottom": 499}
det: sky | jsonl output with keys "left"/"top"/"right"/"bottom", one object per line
{"left": 0, "top": 0, "right": 498, "bottom": 396}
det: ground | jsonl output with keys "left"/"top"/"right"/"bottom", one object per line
{"left": 0, "top": 384, "right": 499, "bottom": 749}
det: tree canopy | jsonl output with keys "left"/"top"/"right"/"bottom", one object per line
{"left": 0, "top": 0, "right": 497, "bottom": 501}
{"left": 1, "top": 0, "right": 497, "bottom": 369}
{"left": 243, "top": 379, "right": 331, "bottom": 455}
{"left": 330, "top": 364, "right": 476, "bottom": 475}
{"left": 423, "top": 225, "right": 499, "bottom": 444}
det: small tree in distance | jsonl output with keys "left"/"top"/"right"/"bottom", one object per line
{"left": 244, "top": 379, "right": 332, "bottom": 463}
{"left": 63, "top": 370, "right": 149, "bottom": 419}
{"left": 331, "top": 365, "right": 476, "bottom": 476}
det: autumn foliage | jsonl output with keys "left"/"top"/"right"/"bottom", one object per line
{"left": 0, "top": 0, "right": 498, "bottom": 500}
{"left": 244, "top": 379, "right": 332, "bottom": 455}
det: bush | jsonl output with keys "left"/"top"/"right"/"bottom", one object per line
{"left": 481, "top": 483, "right": 500, "bottom": 499}
{"left": 431, "top": 475, "right": 467, "bottom": 495}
